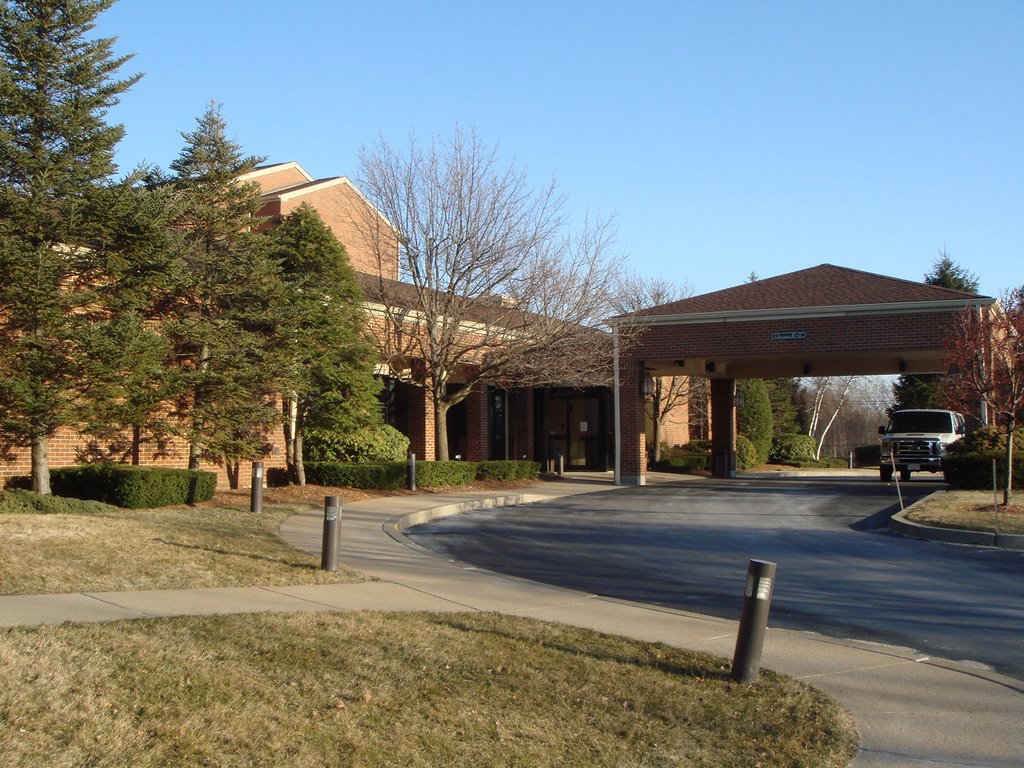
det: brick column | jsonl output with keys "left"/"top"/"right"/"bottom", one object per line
{"left": 619, "top": 358, "right": 647, "bottom": 485}
{"left": 407, "top": 385, "right": 436, "bottom": 461}
{"left": 710, "top": 378, "right": 737, "bottom": 478}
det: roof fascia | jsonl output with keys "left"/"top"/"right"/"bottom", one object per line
{"left": 241, "top": 162, "right": 314, "bottom": 183}
{"left": 610, "top": 297, "right": 998, "bottom": 327}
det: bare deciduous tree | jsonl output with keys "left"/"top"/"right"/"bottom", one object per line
{"left": 357, "top": 127, "right": 627, "bottom": 460}
{"left": 611, "top": 273, "right": 694, "bottom": 463}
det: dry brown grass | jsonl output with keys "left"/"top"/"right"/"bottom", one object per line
{"left": 904, "top": 490, "right": 1024, "bottom": 534}
{"left": 0, "top": 501, "right": 362, "bottom": 596}
{"left": 0, "top": 612, "right": 858, "bottom": 768}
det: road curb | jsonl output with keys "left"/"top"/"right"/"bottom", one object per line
{"left": 889, "top": 494, "right": 1024, "bottom": 550}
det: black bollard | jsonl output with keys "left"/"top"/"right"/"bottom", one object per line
{"left": 407, "top": 452, "right": 416, "bottom": 491}
{"left": 250, "top": 461, "right": 264, "bottom": 514}
{"left": 321, "top": 495, "right": 342, "bottom": 571}
{"left": 731, "top": 559, "right": 777, "bottom": 683}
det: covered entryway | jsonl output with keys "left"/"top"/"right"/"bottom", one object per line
{"left": 611, "top": 264, "right": 996, "bottom": 484}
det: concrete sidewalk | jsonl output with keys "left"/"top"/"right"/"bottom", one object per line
{"left": 2, "top": 471, "right": 1022, "bottom": 767}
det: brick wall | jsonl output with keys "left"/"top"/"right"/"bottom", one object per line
{"left": 280, "top": 181, "right": 398, "bottom": 279}
{"left": 632, "top": 310, "right": 960, "bottom": 360}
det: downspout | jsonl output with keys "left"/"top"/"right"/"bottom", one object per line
{"left": 613, "top": 326, "right": 621, "bottom": 485}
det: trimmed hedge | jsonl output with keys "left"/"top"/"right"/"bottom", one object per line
{"left": 476, "top": 460, "right": 541, "bottom": 481}
{"left": 942, "top": 453, "right": 1024, "bottom": 489}
{"left": 305, "top": 462, "right": 408, "bottom": 490}
{"left": 416, "top": 460, "right": 479, "bottom": 487}
{"left": 306, "top": 459, "right": 540, "bottom": 489}
{"left": 655, "top": 452, "right": 709, "bottom": 473}
{"left": 50, "top": 464, "right": 217, "bottom": 508}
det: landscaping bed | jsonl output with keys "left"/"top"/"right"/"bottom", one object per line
{"left": 904, "top": 490, "right": 1024, "bottom": 534}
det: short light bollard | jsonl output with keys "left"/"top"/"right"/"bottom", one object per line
{"left": 250, "top": 461, "right": 264, "bottom": 514}
{"left": 557, "top": 450, "right": 564, "bottom": 477}
{"left": 731, "top": 559, "right": 777, "bottom": 683}
{"left": 407, "top": 452, "right": 416, "bottom": 491}
{"left": 321, "top": 495, "right": 342, "bottom": 571}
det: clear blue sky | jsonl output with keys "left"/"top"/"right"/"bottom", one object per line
{"left": 96, "top": 0, "right": 1022, "bottom": 300}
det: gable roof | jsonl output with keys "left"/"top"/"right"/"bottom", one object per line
{"left": 626, "top": 264, "right": 990, "bottom": 319}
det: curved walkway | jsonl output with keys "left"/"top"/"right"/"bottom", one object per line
{"left": 1, "top": 472, "right": 1021, "bottom": 767}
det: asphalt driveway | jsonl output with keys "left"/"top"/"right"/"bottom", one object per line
{"left": 409, "top": 476, "right": 1024, "bottom": 680}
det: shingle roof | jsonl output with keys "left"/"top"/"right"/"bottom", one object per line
{"left": 628, "top": 264, "right": 986, "bottom": 318}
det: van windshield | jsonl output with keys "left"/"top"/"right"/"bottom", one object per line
{"left": 887, "top": 412, "right": 953, "bottom": 433}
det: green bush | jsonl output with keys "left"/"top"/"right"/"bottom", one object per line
{"left": 655, "top": 452, "right": 708, "bottom": 473}
{"left": 680, "top": 440, "right": 711, "bottom": 454}
{"left": 947, "top": 425, "right": 1023, "bottom": 456}
{"left": 735, "top": 435, "right": 759, "bottom": 470}
{"left": 305, "top": 462, "right": 407, "bottom": 490}
{"left": 0, "top": 488, "right": 120, "bottom": 515}
{"left": 476, "top": 460, "right": 541, "bottom": 481}
{"left": 306, "top": 459, "right": 484, "bottom": 489}
{"left": 769, "top": 433, "right": 818, "bottom": 465}
{"left": 853, "top": 444, "right": 881, "bottom": 467}
{"left": 304, "top": 424, "right": 410, "bottom": 464}
{"left": 50, "top": 464, "right": 217, "bottom": 508}
{"left": 942, "top": 453, "right": 1024, "bottom": 489}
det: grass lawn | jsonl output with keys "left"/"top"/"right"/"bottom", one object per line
{"left": 0, "top": 491, "right": 363, "bottom": 595}
{"left": 0, "top": 611, "right": 858, "bottom": 767}
{"left": 904, "top": 489, "right": 1024, "bottom": 534}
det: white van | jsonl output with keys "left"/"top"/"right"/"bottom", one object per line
{"left": 878, "top": 409, "right": 966, "bottom": 482}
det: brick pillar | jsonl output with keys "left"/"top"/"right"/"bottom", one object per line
{"left": 619, "top": 358, "right": 646, "bottom": 485}
{"left": 710, "top": 378, "right": 737, "bottom": 478}
{"left": 407, "top": 385, "right": 436, "bottom": 461}
{"left": 465, "top": 385, "right": 490, "bottom": 461}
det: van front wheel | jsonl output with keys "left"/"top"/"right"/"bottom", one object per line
{"left": 899, "top": 469, "right": 912, "bottom": 482}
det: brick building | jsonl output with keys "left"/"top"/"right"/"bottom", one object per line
{"left": 2, "top": 162, "right": 638, "bottom": 486}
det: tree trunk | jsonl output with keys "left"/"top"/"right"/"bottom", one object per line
{"left": 435, "top": 399, "right": 450, "bottom": 461}
{"left": 188, "top": 342, "right": 210, "bottom": 471}
{"left": 1005, "top": 420, "right": 1014, "bottom": 507}
{"left": 283, "top": 393, "right": 298, "bottom": 483}
{"left": 31, "top": 433, "right": 50, "bottom": 495}
{"left": 294, "top": 407, "right": 306, "bottom": 486}
{"left": 131, "top": 425, "right": 142, "bottom": 465}
{"left": 226, "top": 460, "right": 240, "bottom": 490}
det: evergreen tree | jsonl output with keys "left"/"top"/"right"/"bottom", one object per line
{"left": 269, "top": 204, "right": 381, "bottom": 484}
{"left": 892, "top": 249, "right": 980, "bottom": 412}
{"left": 765, "top": 378, "right": 801, "bottom": 434}
{"left": 924, "top": 249, "right": 980, "bottom": 294}
{"left": 737, "top": 378, "right": 773, "bottom": 464}
{"left": 0, "top": 0, "right": 140, "bottom": 493}
{"left": 163, "top": 104, "right": 283, "bottom": 484}
{"left": 75, "top": 180, "right": 179, "bottom": 464}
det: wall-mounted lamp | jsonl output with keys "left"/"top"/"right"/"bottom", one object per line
{"left": 899, "top": 360, "right": 907, "bottom": 372}
{"left": 705, "top": 361, "right": 716, "bottom": 374}
{"left": 642, "top": 372, "right": 656, "bottom": 398}
{"left": 802, "top": 363, "right": 811, "bottom": 376}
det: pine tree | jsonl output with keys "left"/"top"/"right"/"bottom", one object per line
{"left": 892, "top": 249, "right": 980, "bottom": 412}
{"left": 163, "top": 104, "right": 283, "bottom": 484}
{"left": 0, "top": 0, "right": 140, "bottom": 493}
{"left": 269, "top": 204, "right": 381, "bottom": 484}
{"left": 737, "top": 379, "right": 773, "bottom": 464}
